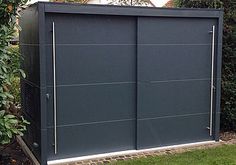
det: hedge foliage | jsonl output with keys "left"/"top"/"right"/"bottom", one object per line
{"left": 0, "top": 0, "right": 29, "bottom": 145}
{"left": 51, "top": 0, "right": 150, "bottom": 6}
{"left": 174, "top": 0, "right": 236, "bottom": 131}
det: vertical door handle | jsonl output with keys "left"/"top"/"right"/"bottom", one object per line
{"left": 52, "top": 22, "right": 57, "bottom": 154}
{"left": 209, "top": 25, "right": 215, "bottom": 136}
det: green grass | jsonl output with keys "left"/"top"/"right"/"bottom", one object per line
{"left": 114, "top": 144, "right": 236, "bottom": 165}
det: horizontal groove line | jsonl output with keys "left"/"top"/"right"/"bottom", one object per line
{"left": 21, "top": 44, "right": 134, "bottom": 46}
{"left": 48, "top": 81, "right": 136, "bottom": 87}
{"left": 138, "top": 44, "right": 211, "bottom": 46}
{"left": 149, "top": 78, "right": 211, "bottom": 84}
{"left": 47, "top": 118, "right": 135, "bottom": 128}
{"left": 23, "top": 78, "right": 219, "bottom": 88}
{"left": 22, "top": 78, "right": 220, "bottom": 88}
{"left": 20, "top": 43, "right": 212, "bottom": 46}
{"left": 138, "top": 112, "right": 210, "bottom": 121}
{"left": 47, "top": 112, "right": 219, "bottom": 128}
{"left": 47, "top": 78, "right": 215, "bottom": 88}
{"left": 53, "top": 44, "right": 134, "bottom": 46}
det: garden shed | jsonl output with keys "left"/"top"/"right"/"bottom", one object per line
{"left": 20, "top": 2, "right": 223, "bottom": 164}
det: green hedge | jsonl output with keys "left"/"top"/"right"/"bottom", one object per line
{"left": 0, "top": 0, "right": 29, "bottom": 145}
{"left": 174, "top": 0, "right": 236, "bottom": 131}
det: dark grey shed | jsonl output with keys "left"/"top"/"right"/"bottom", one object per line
{"left": 20, "top": 2, "right": 223, "bottom": 164}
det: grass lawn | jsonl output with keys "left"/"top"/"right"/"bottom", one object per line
{"left": 113, "top": 144, "right": 236, "bottom": 165}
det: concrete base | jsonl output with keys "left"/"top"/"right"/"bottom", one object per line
{"left": 48, "top": 140, "right": 216, "bottom": 165}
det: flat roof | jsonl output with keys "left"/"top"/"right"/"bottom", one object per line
{"left": 32, "top": 2, "right": 223, "bottom": 18}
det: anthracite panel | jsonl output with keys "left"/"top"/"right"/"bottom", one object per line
{"left": 45, "top": 45, "right": 136, "bottom": 86}
{"left": 137, "top": 17, "right": 217, "bottom": 82}
{"left": 22, "top": 114, "right": 41, "bottom": 161}
{"left": 45, "top": 13, "right": 137, "bottom": 157}
{"left": 137, "top": 114, "right": 212, "bottom": 149}
{"left": 138, "top": 45, "right": 212, "bottom": 81}
{"left": 47, "top": 120, "right": 135, "bottom": 160}
{"left": 45, "top": 14, "right": 136, "bottom": 86}
{"left": 19, "top": 5, "right": 39, "bottom": 45}
{"left": 46, "top": 84, "right": 136, "bottom": 126}
{"left": 45, "top": 14, "right": 136, "bottom": 45}
{"left": 20, "top": 45, "right": 40, "bottom": 87}
{"left": 19, "top": 5, "right": 42, "bottom": 162}
{"left": 21, "top": 80, "right": 41, "bottom": 127}
{"left": 138, "top": 17, "right": 216, "bottom": 45}
{"left": 20, "top": 5, "right": 40, "bottom": 87}
{"left": 137, "top": 80, "right": 211, "bottom": 119}
{"left": 137, "top": 17, "right": 216, "bottom": 148}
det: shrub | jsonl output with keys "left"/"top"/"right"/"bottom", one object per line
{"left": 174, "top": 0, "right": 236, "bottom": 131}
{"left": 51, "top": 0, "right": 151, "bottom": 6}
{"left": 0, "top": 110, "right": 28, "bottom": 144}
{"left": 0, "top": 0, "right": 29, "bottom": 145}
{"left": 7, "top": 45, "right": 23, "bottom": 106}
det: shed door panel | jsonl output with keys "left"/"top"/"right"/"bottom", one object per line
{"left": 46, "top": 14, "right": 136, "bottom": 160}
{"left": 137, "top": 17, "right": 217, "bottom": 148}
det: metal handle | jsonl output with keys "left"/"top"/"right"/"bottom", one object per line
{"left": 209, "top": 25, "right": 215, "bottom": 136}
{"left": 52, "top": 22, "right": 57, "bottom": 154}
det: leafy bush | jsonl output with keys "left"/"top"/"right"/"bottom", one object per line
{"left": 0, "top": 110, "right": 29, "bottom": 144}
{"left": 0, "top": 0, "right": 29, "bottom": 145}
{"left": 51, "top": 0, "right": 88, "bottom": 3}
{"left": 7, "top": 45, "right": 23, "bottom": 106}
{"left": 51, "top": 0, "right": 151, "bottom": 6}
{"left": 174, "top": 0, "right": 236, "bottom": 131}
{"left": 173, "top": 0, "right": 223, "bottom": 8}
{"left": 109, "top": 0, "right": 150, "bottom": 6}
